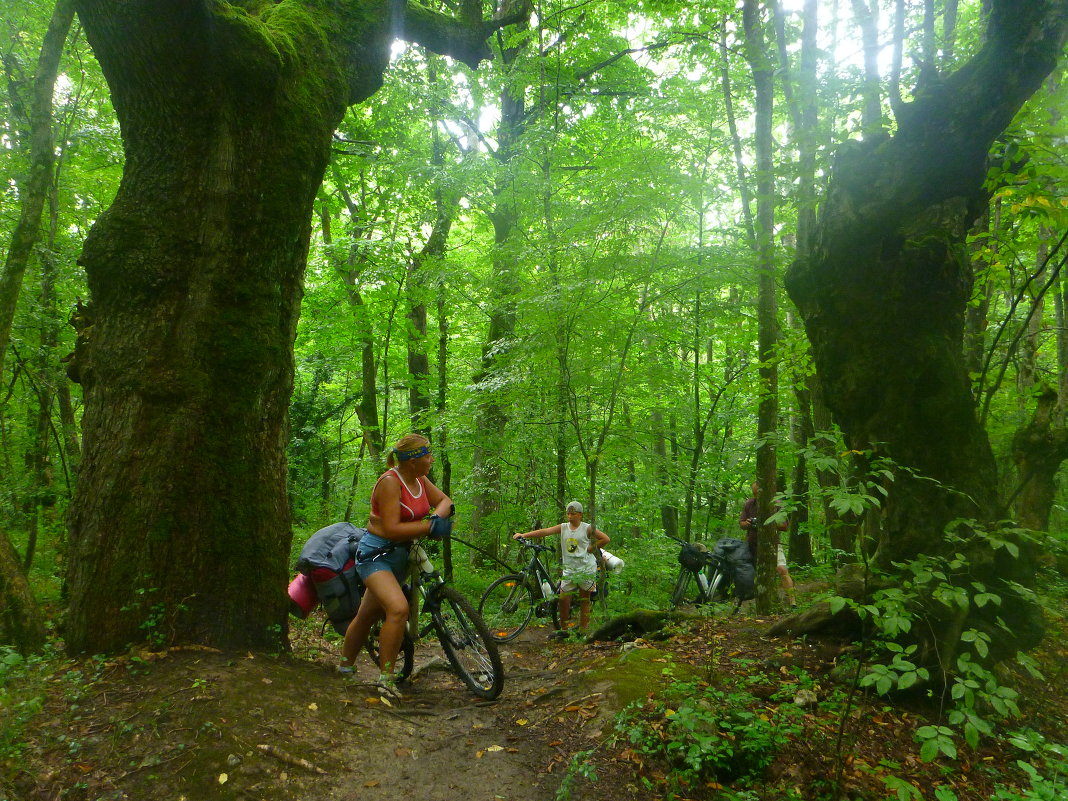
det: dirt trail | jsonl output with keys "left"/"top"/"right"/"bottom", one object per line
{"left": 13, "top": 622, "right": 611, "bottom": 801}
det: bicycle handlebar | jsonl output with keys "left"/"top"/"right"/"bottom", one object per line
{"left": 515, "top": 537, "right": 554, "bottom": 553}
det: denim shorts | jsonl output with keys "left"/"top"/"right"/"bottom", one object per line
{"left": 356, "top": 532, "right": 410, "bottom": 583}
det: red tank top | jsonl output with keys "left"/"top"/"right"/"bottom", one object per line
{"left": 371, "top": 469, "right": 431, "bottom": 522}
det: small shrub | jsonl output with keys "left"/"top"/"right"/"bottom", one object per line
{"left": 615, "top": 680, "right": 801, "bottom": 791}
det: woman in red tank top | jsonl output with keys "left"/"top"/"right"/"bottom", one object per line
{"left": 340, "top": 433, "right": 452, "bottom": 689}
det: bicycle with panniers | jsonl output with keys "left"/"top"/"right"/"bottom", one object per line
{"left": 667, "top": 533, "right": 751, "bottom": 612}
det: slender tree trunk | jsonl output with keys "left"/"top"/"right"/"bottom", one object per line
{"left": 850, "top": 0, "right": 884, "bottom": 137}
{"left": 0, "top": 0, "right": 74, "bottom": 376}
{"left": 436, "top": 290, "right": 454, "bottom": 579}
{"left": 778, "top": 0, "right": 819, "bottom": 569}
{"left": 470, "top": 2, "right": 529, "bottom": 543}
{"left": 324, "top": 191, "right": 388, "bottom": 458}
{"left": 788, "top": 345, "right": 815, "bottom": 567}
{"left": 0, "top": 529, "right": 48, "bottom": 654}
{"left": 652, "top": 408, "right": 678, "bottom": 539}
{"left": 744, "top": 0, "right": 782, "bottom": 613}
{"left": 407, "top": 62, "right": 454, "bottom": 435}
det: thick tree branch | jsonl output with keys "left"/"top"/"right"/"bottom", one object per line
{"left": 822, "top": 0, "right": 1068, "bottom": 240}
{"left": 399, "top": 0, "right": 530, "bottom": 69}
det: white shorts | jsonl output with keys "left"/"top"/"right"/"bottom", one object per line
{"left": 560, "top": 576, "right": 596, "bottom": 593}
{"left": 777, "top": 545, "right": 787, "bottom": 569}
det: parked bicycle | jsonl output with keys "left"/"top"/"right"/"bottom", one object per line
{"left": 367, "top": 537, "right": 505, "bottom": 700}
{"left": 478, "top": 537, "right": 561, "bottom": 642}
{"left": 667, "top": 534, "right": 736, "bottom": 610}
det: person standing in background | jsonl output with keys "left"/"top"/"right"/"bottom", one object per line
{"left": 513, "top": 501, "right": 610, "bottom": 637}
{"left": 739, "top": 481, "right": 796, "bottom": 606}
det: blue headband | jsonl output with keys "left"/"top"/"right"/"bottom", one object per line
{"left": 396, "top": 445, "right": 430, "bottom": 461}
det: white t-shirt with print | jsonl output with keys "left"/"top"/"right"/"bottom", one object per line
{"left": 559, "top": 521, "right": 597, "bottom": 577}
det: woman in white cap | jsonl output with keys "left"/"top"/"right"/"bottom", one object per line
{"left": 513, "top": 501, "right": 609, "bottom": 637}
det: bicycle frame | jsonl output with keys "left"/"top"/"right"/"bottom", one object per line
{"left": 406, "top": 541, "right": 446, "bottom": 638}
{"left": 524, "top": 552, "right": 557, "bottom": 598}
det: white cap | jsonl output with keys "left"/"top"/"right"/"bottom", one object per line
{"left": 566, "top": 501, "right": 583, "bottom": 514}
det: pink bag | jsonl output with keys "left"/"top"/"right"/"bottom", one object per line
{"left": 287, "top": 572, "right": 318, "bottom": 618}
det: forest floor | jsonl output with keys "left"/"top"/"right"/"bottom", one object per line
{"left": 3, "top": 585, "right": 1066, "bottom": 801}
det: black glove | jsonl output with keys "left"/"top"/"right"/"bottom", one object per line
{"left": 428, "top": 514, "right": 452, "bottom": 540}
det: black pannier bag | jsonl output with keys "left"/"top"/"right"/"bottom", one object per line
{"left": 296, "top": 522, "right": 366, "bottom": 634}
{"left": 678, "top": 541, "right": 709, "bottom": 572}
{"left": 712, "top": 537, "right": 756, "bottom": 601}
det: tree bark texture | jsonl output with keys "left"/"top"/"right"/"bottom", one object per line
{"left": 0, "top": 530, "right": 48, "bottom": 654}
{"left": 64, "top": 0, "right": 507, "bottom": 653}
{"left": 1012, "top": 387, "right": 1068, "bottom": 531}
{"left": 785, "top": 0, "right": 1068, "bottom": 662}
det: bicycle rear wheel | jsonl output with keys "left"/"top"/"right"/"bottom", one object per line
{"left": 478, "top": 574, "right": 535, "bottom": 642}
{"left": 431, "top": 585, "right": 504, "bottom": 700}
{"left": 670, "top": 569, "right": 692, "bottom": 608}
{"left": 703, "top": 568, "right": 727, "bottom": 606}
{"left": 365, "top": 621, "right": 415, "bottom": 682}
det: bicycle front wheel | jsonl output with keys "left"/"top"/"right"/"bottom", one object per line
{"left": 431, "top": 586, "right": 505, "bottom": 700}
{"left": 670, "top": 569, "right": 692, "bottom": 608}
{"left": 479, "top": 574, "right": 535, "bottom": 642}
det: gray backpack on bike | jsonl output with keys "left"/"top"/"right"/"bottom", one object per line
{"left": 296, "top": 522, "right": 366, "bottom": 634}
{"left": 712, "top": 537, "right": 756, "bottom": 601}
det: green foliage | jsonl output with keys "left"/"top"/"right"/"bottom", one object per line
{"left": 991, "top": 730, "right": 1068, "bottom": 801}
{"left": 554, "top": 748, "right": 598, "bottom": 801}
{"left": 615, "top": 679, "right": 802, "bottom": 792}
{"left": 0, "top": 642, "right": 71, "bottom": 761}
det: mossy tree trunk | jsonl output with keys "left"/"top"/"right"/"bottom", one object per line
{"left": 785, "top": 0, "right": 1068, "bottom": 666}
{"left": 65, "top": 0, "right": 510, "bottom": 654}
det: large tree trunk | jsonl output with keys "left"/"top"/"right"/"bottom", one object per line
{"left": 785, "top": 0, "right": 1068, "bottom": 665}
{"left": 65, "top": 3, "right": 377, "bottom": 653}
{"left": 63, "top": 0, "right": 505, "bottom": 653}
